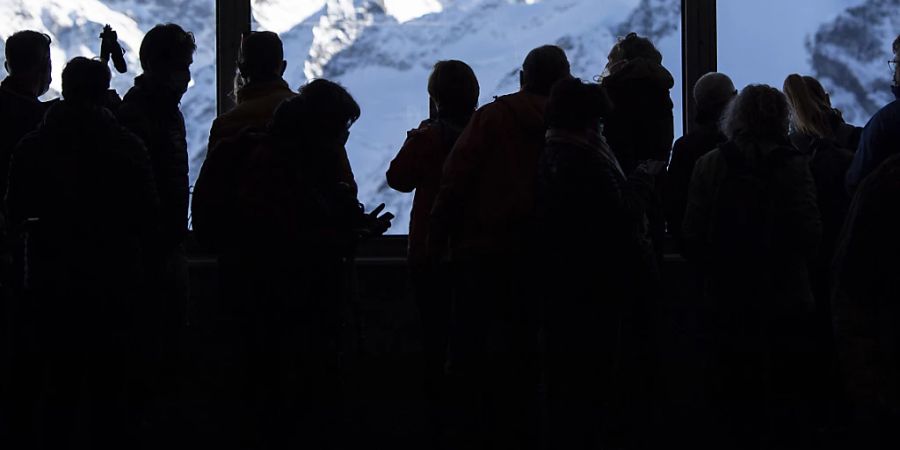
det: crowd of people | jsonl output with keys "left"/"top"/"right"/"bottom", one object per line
{"left": 0, "top": 21, "right": 898, "bottom": 450}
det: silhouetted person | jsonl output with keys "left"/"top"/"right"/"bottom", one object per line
{"left": 536, "top": 77, "right": 660, "bottom": 450}
{"left": 116, "top": 22, "right": 195, "bottom": 435}
{"left": 430, "top": 45, "right": 570, "bottom": 450}
{"left": 666, "top": 72, "right": 735, "bottom": 252}
{"left": 6, "top": 56, "right": 158, "bottom": 450}
{"left": 0, "top": 30, "right": 52, "bottom": 444}
{"left": 207, "top": 79, "right": 390, "bottom": 449}
{"left": 832, "top": 153, "right": 900, "bottom": 450}
{"left": 846, "top": 34, "right": 900, "bottom": 192}
{"left": 385, "top": 59, "right": 479, "bottom": 446}
{"left": 0, "top": 31, "right": 52, "bottom": 198}
{"left": 682, "top": 85, "right": 822, "bottom": 450}
{"left": 783, "top": 75, "right": 860, "bottom": 424}
{"left": 784, "top": 75, "right": 858, "bottom": 270}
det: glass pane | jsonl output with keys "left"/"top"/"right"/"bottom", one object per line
{"left": 253, "top": 0, "right": 683, "bottom": 233}
{"left": 0, "top": 0, "right": 216, "bottom": 193}
{"left": 717, "top": 0, "right": 896, "bottom": 126}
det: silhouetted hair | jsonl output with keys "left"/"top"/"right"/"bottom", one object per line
{"left": 546, "top": 78, "right": 612, "bottom": 131}
{"left": 270, "top": 79, "right": 360, "bottom": 143}
{"left": 721, "top": 84, "right": 790, "bottom": 143}
{"left": 139, "top": 24, "right": 196, "bottom": 72}
{"left": 893, "top": 34, "right": 900, "bottom": 54}
{"left": 238, "top": 31, "right": 284, "bottom": 82}
{"left": 783, "top": 74, "right": 833, "bottom": 139}
{"left": 611, "top": 32, "right": 662, "bottom": 65}
{"left": 694, "top": 72, "right": 736, "bottom": 123}
{"left": 62, "top": 57, "right": 111, "bottom": 105}
{"left": 522, "top": 45, "right": 571, "bottom": 96}
{"left": 4, "top": 30, "right": 51, "bottom": 75}
{"left": 428, "top": 60, "right": 479, "bottom": 119}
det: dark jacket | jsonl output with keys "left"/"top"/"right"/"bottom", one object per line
{"left": 117, "top": 75, "right": 189, "bottom": 250}
{"left": 682, "top": 139, "right": 822, "bottom": 311}
{"left": 601, "top": 58, "right": 675, "bottom": 172}
{"left": 846, "top": 88, "right": 900, "bottom": 192}
{"left": 665, "top": 119, "right": 727, "bottom": 250}
{"left": 789, "top": 111, "right": 859, "bottom": 301}
{"left": 430, "top": 91, "right": 548, "bottom": 259}
{"left": 832, "top": 153, "right": 900, "bottom": 421}
{"left": 386, "top": 118, "right": 464, "bottom": 265}
{"left": 7, "top": 101, "right": 158, "bottom": 298}
{"left": 0, "top": 76, "right": 47, "bottom": 198}
{"left": 234, "top": 135, "right": 369, "bottom": 262}
{"left": 536, "top": 128, "right": 657, "bottom": 285}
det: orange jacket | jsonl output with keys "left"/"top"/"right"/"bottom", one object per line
{"left": 387, "top": 119, "right": 462, "bottom": 264}
{"left": 208, "top": 79, "right": 295, "bottom": 151}
{"left": 431, "top": 91, "right": 548, "bottom": 260}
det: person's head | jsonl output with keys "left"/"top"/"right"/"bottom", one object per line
{"left": 892, "top": 34, "right": 900, "bottom": 87}
{"left": 693, "top": 72, "right": 736, "bottom": 123}
{"left": 139, "top": 24, "right": 196, "bottom": 95}
{"left": 520, "top": 45, "right": 571, "bottom": 96}
{"left": 606, "top": 32, "right": 662, "bottom": 73}
{"left": 237, "top": 31, "right": 286, "bottom": 84}
{"left": 721, "top": 84, "right": 790, "bottom": 143}
{"left": 428, "top": 60, "right": 479, "bottom": 120}
{"left": 783, "top": 74, "right": 833, "bottom": 138}
{"left": 61, "top": 57, "right": 111, "bottom": 107}
{"left": 270, "top": 79, "right": 360, "bottom": 148}
{"left": 546, "top": 78, "right": 612, "bottom": 134}
{"left": 4, "top": 30, "right": 52, "bottom": 97}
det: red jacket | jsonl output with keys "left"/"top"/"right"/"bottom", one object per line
{"left": 431, "top": 91, "right": 548, "bottom": 260}
{"left": 387, "top": 119, "right": 463, "bottom": 264}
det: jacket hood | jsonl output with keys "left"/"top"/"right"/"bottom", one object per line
{"left": 40, "top": 100, "right": 119, "bottom": 138}
{"left": 494, "top": 91, "right": 549, "bottom": 136}
{"left": 125, "top": 74, "right": 183, "bottom": 108}
{"left": 604, "top": 58, "right": 675, "bottom": 91}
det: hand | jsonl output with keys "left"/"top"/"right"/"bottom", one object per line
{"left": 637, "top": 160, "right": 667, "bottom": 176}
{"left": 360, "top": 203, "right": 393, "bottom": 238}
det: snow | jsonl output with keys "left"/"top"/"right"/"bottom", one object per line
{"left": 717, "top": 0, "right": 869, "bottom": 111}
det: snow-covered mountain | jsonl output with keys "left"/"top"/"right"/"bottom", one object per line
{"left": 0, "top": 0, "right": 896, "bottom": 233}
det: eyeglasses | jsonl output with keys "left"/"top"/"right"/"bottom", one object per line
{"left": 890, "top": 60, "right": 898, "bottom": 72}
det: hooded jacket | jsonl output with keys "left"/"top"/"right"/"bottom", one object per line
{"left": 601, "top": 58, "right": 675, "bottom": 172}
{"left": 682, "top": 138, "right": 822, "bottom": 311}
{"left": 7, "top": 101, "right": 158, "bottom": 293}
{"left": 430, "top": 91, "right": 548, "bottom": 259}
{"left": 846, "top": 88, "right": 900, "bottom": 192}
{"left": 117, "top": 75, "right": 189, "bottom": 251}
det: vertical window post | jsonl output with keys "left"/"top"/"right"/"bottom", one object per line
{"left": 681, "top": 0, "right": 717, "bottom": 134}
{"left": 216, "top": 0, "right": 252, "bottom": 115}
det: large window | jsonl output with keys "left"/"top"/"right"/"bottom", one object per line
{"left": 717, "top": 0, "right": 896, "bottom": 127}
{"left": 252, "top": 0, "right": 683, "bottom": 233}
{"left": 0, "top": 0, "right": 216, "bottom": 190}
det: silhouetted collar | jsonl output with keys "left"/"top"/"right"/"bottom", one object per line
{"left": 0, "top": 75, "right": 40, "bottom": 102}
{"left": 602, "top": 57, "right": 675, "bottom": 91}
{"left": 41, "top": 100, "right": 118, "bottom": 136}
{"left": 130, "top": 74, "right": 182, "bottom": 108}
{"left": 236, "top": 79, "right": 292, "bottom": 104}
{"left": 546, "top": 128, "right": 625, "bottom": 178}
